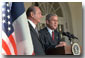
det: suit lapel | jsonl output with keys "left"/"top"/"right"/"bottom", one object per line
{"left": 45, "top": 27, "right": 59, "bottom": 44}
{"left": 28, "top": 22, "right": 39, "bottom": 38}
{"left": 45, "top": 27, "right": 53, "bottom": 42}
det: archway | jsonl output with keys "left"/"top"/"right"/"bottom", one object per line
{"left": 32, "top": 2, "right": 72, "bottom": 33}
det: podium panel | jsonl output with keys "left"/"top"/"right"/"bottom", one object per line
{"left": 45, "top": 46, "right": 72, "bottom": 55}
{"left": 46, "top": 46, "right": 65, "bottom": 55}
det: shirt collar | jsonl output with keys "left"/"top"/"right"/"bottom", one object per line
{"left": 47, "top": 27, "right": 54, "bottom": 37}
{"left": 28, "top": 19, "right": 36, "bottom": 29}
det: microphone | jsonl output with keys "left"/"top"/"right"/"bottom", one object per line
{"left": 70, "top": 34, "right": 78, "bottom": 39}
{"left": 62, "top": 32, "right": 72, "bottom": 41}
{"left": 62, "top": 32, "right": 71, "bottom": 37}
{"left": 62, "top": 32, "right": 78, "bottom": 39}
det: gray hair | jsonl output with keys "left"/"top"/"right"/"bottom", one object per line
{"left": 46, "top": 14, "right": 58, "bottom": 21}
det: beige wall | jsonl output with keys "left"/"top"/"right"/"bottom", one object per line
{"left": 68, "top": 2, "right": 82, "bottom": 46}
{"left": 24, "top": 2, "right": 32, "bottom": 11}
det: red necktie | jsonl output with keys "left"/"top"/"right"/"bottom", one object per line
{"left": 52, "top": 31, "right": 54, "bottom": 40}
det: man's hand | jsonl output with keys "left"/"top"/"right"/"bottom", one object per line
{"left": 55, "top": 42, "right": 66, "bottom": 48}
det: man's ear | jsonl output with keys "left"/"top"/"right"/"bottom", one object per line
{"left": 30, "top": 12, "right": 34, "bottom": 17}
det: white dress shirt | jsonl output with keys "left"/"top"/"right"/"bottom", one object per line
{"left": 28, "top": 19, "right": 39, "bottom": 36}
{"left": 28, "top": 19, "right": 36, "bottom": 29}
{"left": 47, "top": 27, "right": 54, "bottom": 37}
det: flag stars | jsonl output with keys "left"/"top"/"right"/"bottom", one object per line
{"left": 8, "top": 27, "right": 11, "bottom": 31}
{"left": 2, "top": 14, "right": 5, "bottom": 17}
{"left": 7, "top": 15, "right": 10, "bottom": 19}
{"left": 7, "top": 9, "right": 10, "bottom": 13}
{"left": 8, "top": 21, "right": 11, "bottom": 25}
{"left": 2, "top": 20, "right": 6, "bottom": 23}
{"left": 2, "top": 8, "right": 5, "bottom": 12}
{"left": 7, "top": 3, "right": 9, "bottom": 7}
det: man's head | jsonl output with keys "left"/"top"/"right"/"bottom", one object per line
{"left": 46, "top": 14, "right": 58, "bottom": 30}
{"left": 26, "top": 6, "right": 42, "bottom": 25}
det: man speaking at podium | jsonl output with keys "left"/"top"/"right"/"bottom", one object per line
{"left": 39, "top": 14, "right": 66, "bottom": 55}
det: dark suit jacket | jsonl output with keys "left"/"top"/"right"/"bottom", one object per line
{"left": 28, "top": 22, "right": 45, "bottom": 55}
{"left": 39, "top": 27, "right": 61, "bottom": 52}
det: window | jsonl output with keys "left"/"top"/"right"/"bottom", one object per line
{"left": 32, "top": 2, "right": 63, "bottom": 17}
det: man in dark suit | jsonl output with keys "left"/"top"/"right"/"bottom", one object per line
{"left": 26, "top": 6, "right": 45, "bottom": 55}
{"left": 39, "top": 14, "right": 66, "bottom": 54}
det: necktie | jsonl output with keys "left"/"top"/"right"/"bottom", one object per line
{"left": 52, "top": 31, "right": 54, "bottom": 40}
{"left": 35, "top": 27, "right": 39, "bottom": 37}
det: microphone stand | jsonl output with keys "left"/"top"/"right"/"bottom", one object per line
{"left": 58, "top": 24, "right": 65, "bottom": 41}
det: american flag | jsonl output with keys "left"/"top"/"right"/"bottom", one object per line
{"left": 2, "top": 2, "right": 17, "bottom": 55}
{"left": 2, "top": 2, "right": 34, "bottom": 55}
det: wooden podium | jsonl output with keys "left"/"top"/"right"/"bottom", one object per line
{"left": 45, "top": 45, "right": 72, "bottom": 55}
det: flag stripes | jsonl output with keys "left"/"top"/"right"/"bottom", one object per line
{"left": 2, "top": 31, "right": 15, "bottom": 55}
{"left": 9, "top": 34, "right": 17, "bottom": 55}
{"left": 2, "top": 39, "right": 11, "bottom": 55}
